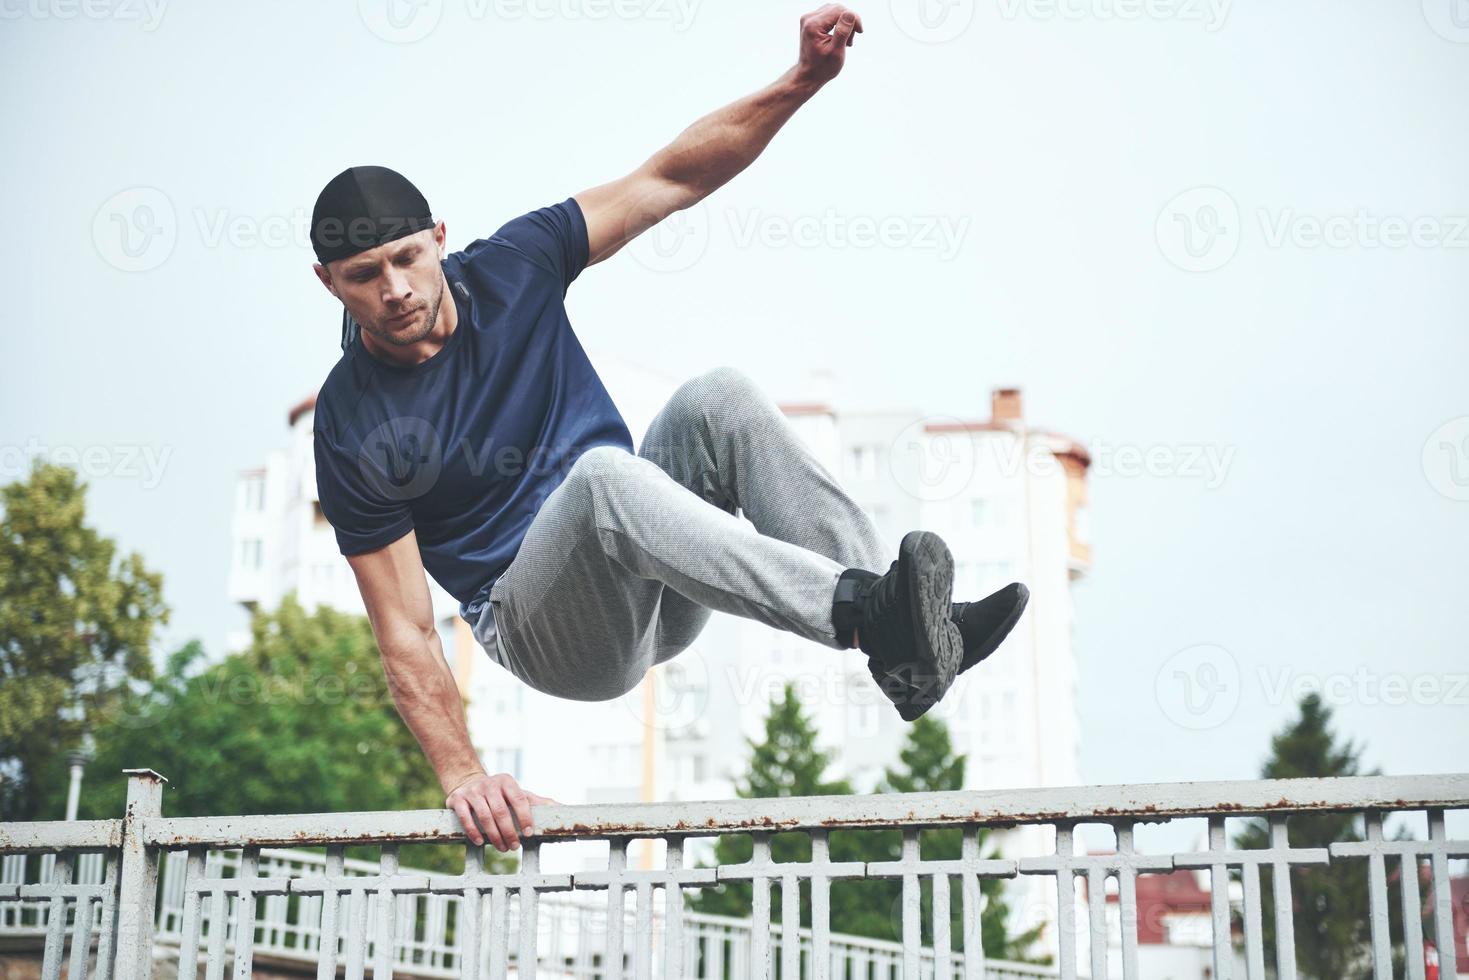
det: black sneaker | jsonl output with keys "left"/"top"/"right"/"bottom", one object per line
{"left": 952, "top": 582, "right": 1029, "bottom": 674}
{"left": 832, "top": 530, "right": 963, "bottom": 722}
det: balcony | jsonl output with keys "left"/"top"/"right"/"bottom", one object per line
{"left": 1, "top": 771, "right": 1465, "bottom": 979}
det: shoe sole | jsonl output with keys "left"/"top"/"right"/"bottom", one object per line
{"left": 899, "top": 530, "right": 962, "bottom": 709}
{"left": 958, "top": 582, "right": 1030, "bottom": 674}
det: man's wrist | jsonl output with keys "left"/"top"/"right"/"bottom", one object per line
{"left": 442, "top": 766, "right": 487, "bottom": 796}
{"left": 784, "top": 64, "right": 826, "bottom": 102}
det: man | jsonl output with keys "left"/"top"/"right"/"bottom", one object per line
{"left": 308, "top": 4, "right": 1029, "bottom": 853}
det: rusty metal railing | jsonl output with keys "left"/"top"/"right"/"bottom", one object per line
{"left": 2, "top": 770, "right": 1467, "bottom": 979}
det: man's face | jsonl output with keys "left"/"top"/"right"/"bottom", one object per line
{"left": 316, "top": 225, "right": 447, "bottom": 347}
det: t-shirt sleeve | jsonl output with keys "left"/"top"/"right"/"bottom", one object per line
{"left": 313, "top": 425, "right": 415, "bottom": 556}
{"left": 490, "top": 196, "right": 590, "bottom": 293}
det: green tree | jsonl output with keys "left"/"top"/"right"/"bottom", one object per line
{"left": 868, "top": 716, "right": 1044, "bottom": 962}
{"left": 691, "top": 687, "right": 1042, "bottom": 964}
{"left": 0, "top": 463, "right": 167, "bottom": 820}
{"left": 43, "top": 595, "right": 498, "bottom": 872}
{"left": 690, "top": 684, "right": 862, "bottom": 923}
{"left": 1234, "top": 693, "right": 1403, "bottom": 979}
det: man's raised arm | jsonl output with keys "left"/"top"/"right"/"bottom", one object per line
{"left": 575, "top": 3, "right": 864, "bottom": 267}
{"left": 347, "top": 530, "right": 553, "bottom": 851}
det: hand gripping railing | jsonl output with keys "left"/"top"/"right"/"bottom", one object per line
{"left": 2, "top": 771, "right": 1467, "bottom": 980}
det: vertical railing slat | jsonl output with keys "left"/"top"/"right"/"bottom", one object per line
{"left": 1206, "top": 818, "right": 1233, "bottom": 980}
{"left": 40, "top": 851, "right": 74, "bottom": 980}
{"left": 901, "top": 830, "right": 921, "bottom": 980}
{"left": 1054, "top": 825, "right": 1077, "bottom": 980}
{"left": 315, "top": 847, "right": 345, "bottom": 980}
{"left": 232, "top": 847, "right": 260, "bottom": 980}
{"left": 1085, "top": 867, "right": 1107, "bottom": 980}
{"left": 604, "top": 841, "right": 628, "bottom": 980}
{"left": 94, "top": 852, "right": 122, "bottom": 980}
{"left": 750, "top": 834, "right": 771, "bottom": 980}
{"left": 373, "top": 846, "right": 399, "bottom": 980}
{"left": 1363, "top": 812, "right": 1393, "bottom": 980}
{"left": 1400, "top": 853, "right": 1426, "bottom": 980}
{"left": 1429, "top": 810, "right": 1460, "bottom": 980}
{"left": 176, "top": 848, "right": 208, "bottom": 980}
{"left": 1268, "top": 818, "right": 1298, "bottom": 980}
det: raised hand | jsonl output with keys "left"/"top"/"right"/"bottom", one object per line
{"left": 798, "top": 4, "right": 865, "bottom": 86}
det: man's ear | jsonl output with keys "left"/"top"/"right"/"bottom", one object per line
{"left": 312, "top": 262, "right": 340, "bottom": 300}
{"left": 434, "top": 220, "right": 447, "bottom": 259}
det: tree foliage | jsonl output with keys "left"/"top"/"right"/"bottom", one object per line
{"left": 39, "top": 595, "right": 494, "bottom": 872}
{"left": 0, "top": 463, "right": 167, "bottom": 820}
{"left": 691, "top": 685, "right": 1041, "bottom": 962}
{"left": 1234, "top": 693, "right": 1405, "bottom": 979}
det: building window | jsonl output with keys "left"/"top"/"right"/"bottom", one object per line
{"left": 242, "top": 476, "right": 266, "bottom": 513}
{"left": 491, "top": 748, "right": 522, "bottom": 779}
{"left": 848, "top": 444, "right": 880, "bottom": 481}
{"left": 238, "top": 538, "right": 263, "bottom": 571}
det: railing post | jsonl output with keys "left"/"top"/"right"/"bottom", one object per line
{"left": 114, "top": 768, "right": 167, "bottom": 980}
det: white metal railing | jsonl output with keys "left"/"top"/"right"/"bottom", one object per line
{"left": 1, "top": 770, "right": 1467, "bottom": 979}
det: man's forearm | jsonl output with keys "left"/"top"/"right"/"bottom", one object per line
{"left": 649, "top": 65, "right": 825, "bottom": 206}
{"left": 379, "top": 632, "right": 483, "bottom": 794}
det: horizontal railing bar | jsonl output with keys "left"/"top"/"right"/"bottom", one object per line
{"left": 0, "top": 820, "right": 122, "bottom": 852}
{"left": 135, "top": 774, "right": 1469, "bottom": 847}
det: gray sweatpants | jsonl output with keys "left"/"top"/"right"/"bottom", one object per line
{"left": 469, "top": 366, "right": 893, "bottom": 702}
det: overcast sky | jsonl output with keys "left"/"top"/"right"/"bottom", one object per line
{"left": 2, "top": 0, "right": 1465, "bottom": 790}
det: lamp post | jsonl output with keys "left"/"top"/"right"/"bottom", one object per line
{"left": 64, "top": 746, "right": 92, "bottom": 821}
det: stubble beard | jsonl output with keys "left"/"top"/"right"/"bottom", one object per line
{"left": 367, "top": 276, "right": 446, "bottom": 348}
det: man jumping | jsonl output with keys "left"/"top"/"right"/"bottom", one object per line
{"left": 307, "top": 4, "right": 1029, "bottom": 852}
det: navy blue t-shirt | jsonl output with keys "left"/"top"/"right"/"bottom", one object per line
{"left": 312, "top": 197, "right": 633, "bottom": 619}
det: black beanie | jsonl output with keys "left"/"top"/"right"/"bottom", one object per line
{"left": 310, "top": 165, "right": 435, "bottom": 265}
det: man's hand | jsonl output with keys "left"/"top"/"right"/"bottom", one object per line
{"left": 446, "top": 772, "right": 559, "bottom": 852}
{"left": 797, "top": 4, "right": 864, "bottom": 87}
